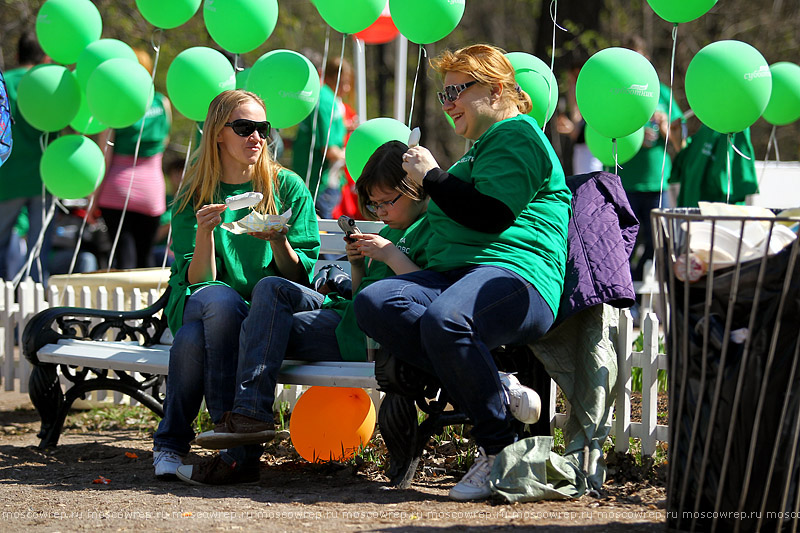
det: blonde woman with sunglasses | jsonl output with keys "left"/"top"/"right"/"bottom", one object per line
{"left": 354, "top": 44, "right": 572, "bottom": 500}
{"left": 152, "top": 90, "right": 320, "bottom": 484}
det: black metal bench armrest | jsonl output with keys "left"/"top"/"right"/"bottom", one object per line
{"left": 22, "top": 286, "right": 172, "bottom": 366}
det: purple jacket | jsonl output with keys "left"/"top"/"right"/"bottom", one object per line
{"left": 554, "top": 171, "right": 639, "bottom": 326}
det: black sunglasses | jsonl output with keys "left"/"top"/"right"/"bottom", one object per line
{"left": 437, "top": 80, "right": 479, "bottom": 105}
{"left": 225, "top": 119, "right": 271, "bottom": 139}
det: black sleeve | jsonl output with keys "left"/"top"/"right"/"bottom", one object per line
{"left": 423, "top": 167, "right": 516, "bottom": 233}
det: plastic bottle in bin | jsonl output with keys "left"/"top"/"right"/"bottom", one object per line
{"left": 674, "top": 253, "right": 707, "bottom": 282}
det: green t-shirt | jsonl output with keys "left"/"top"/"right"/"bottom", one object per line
{"left": 0, "top": 67, "right": 46, "bottom": 201}
{"left": 426, "top": 114, "right": 571, "bottom": 317}
{"left": 326, "top": 213, "right": 432, "bottom": 361}
{"left": 165, "top": 168, "right": 320, "bottom": 333}
{"left": 291, "top": 84, "right": 345, "bottom": 196}
{"left": 113, "top": 92, "right": 170, "bottom": 157}
{"left": 616, "top": 83, "right": 684, "bottom": 193}
{"left": 669, "top": 125, "right": 758, "bottom": 207}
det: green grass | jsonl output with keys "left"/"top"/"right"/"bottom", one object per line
{"left": 631, "top": 331, "right": 668, "bottom": 393}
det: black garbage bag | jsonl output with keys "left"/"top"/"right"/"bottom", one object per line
{"left": 666, "top": 244, "right": 800, "bottom": 532}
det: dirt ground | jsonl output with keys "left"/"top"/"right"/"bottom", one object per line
{"left": 0, "top": 388, "right": 667, "bottom": 532}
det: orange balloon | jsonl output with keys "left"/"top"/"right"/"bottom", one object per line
{"left": 290, "top": 386, "right": 376, "bottom": 462}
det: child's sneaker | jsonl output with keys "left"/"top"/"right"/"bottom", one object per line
{"left": 499, "top": 372, "right": 541, "bottom": 424}
{"left": 449, "top": 447, "right": 495, "bottom": 500}
{"left": 153, "top": 450, "right": 183, "bottom": 480}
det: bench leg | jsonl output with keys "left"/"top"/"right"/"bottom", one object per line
{"left": 28, "top": 363, "right": 65, "bottom": 449}
{"left": 378, "top": 393, "right": 422, "bottom": 489}
{"left": 28, "top": 364, "right": 166, "bottom": 450}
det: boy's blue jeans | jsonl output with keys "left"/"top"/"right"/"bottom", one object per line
{"left": 354, "top": 265, "right": 554, "bottom": 455}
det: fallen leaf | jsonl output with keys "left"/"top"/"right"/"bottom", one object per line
{"left": 92, "top": 476, "right": 110, "bottom": 484}
{"left": 125, "top": 452, "right": 138, "bottom": 459}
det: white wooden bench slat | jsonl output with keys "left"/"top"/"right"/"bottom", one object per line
{"left": 37, "top": 337, "right": 378, "bottom": 389}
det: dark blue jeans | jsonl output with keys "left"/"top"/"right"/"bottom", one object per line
{"left": 232, "top": 276, "right": 341, "bottom": 422}
{"left": 153, "top": 285, "right": 247, "bottom": 456}
{"left": 353, "top": 265, "right": 554, "bottom": 455}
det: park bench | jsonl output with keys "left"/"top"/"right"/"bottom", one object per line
{"left": 21, "top": 173, "right": 636, "bottom": 491}
{"left": 21, "top": 218, "right": 384, "bottom": 451}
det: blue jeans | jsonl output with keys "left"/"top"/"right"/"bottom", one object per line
{"left": 353, "top": 265, "right": 554, "bottom": 455}
{"left": 0, "top": 194, "right": 55, "bottom": 283}
{"left": 153, "top": 285, "right": 248, "bottom": 456}
{"left": 233, "top": 277, "right": 341, "bottom": 422}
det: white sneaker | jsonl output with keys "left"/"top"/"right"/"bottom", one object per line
{"left": 449, "top": 447, "right": 496, "bottom": 500}
{"left": 153, "top": 450, "right": 184, "bottom": 480}
{"left": 499, "top": 372, "right": 541, "bottom": 424}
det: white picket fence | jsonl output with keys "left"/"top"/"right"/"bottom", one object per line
{"left": 0, "top": 277, "right": 668, "bottom": 456}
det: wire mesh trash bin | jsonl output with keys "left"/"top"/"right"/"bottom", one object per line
{"left": 652, "top": 207, "right": 800, "bottom": 533}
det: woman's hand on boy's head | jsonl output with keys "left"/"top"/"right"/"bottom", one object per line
{"left": 402, "top": 146, "right": 439, "bottom": 185}
{"left": 195, "top": 204, "right": 227, "bottom": 234}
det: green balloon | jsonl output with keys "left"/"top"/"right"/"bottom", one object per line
{"left": 389, "top": 0, "right": 465, "bottom": 44}
{"left": 576, "top": 47, "right": 659, "bottom": 139}
{"left": 167, "top": 47, "right": 235, "bottom": 121}
{"left": 247, "top": 50, "right": 320, "bottom": 129}
{"left": 685, "top": 40, "right": 772, "bottom": 134}
{"left": 585, "top": 125, "right": 644, "bottom": 167}
{"left": 70, "top": 91, "right": 108, "bottom": 135}
{"left": 17, "top": 64, "right": 80, "bottom": 132}
{"left": 762, "top": 62, "right": 800, "bottom": 126}
{"left": 75, "top": 39, "right": 137, "bottom": 90}
{"left": 136, "top": 0, "right": 201, "bottom": 29}
{"left": 345, "top": 118, "right": 411, "bottom": 180}
{"left": 41, "top": 135, "right": 106, "bottom": 199}
{"left": 87, "top": 58, "right": 154, "bottom": 129}
{"left": 647, "top": 0, "right": 717, "bottom": 24}
{"left": 35, "top": 0, "right": 102, "bottom": 65}
{"left": 204, "top": 0, "right": 278, "bottom": 53}
{"left": 506, "top": 52, "right": 558, "bottom": 128}
{"left": 313, "top": 0, "right": 383, "bottom": 35}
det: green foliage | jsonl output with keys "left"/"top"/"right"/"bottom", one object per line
{"left": 65, "top": 403, "right": 160, "bottom": 432}
{"left": 631, "top": 331, "right": 668, "bottom": 393}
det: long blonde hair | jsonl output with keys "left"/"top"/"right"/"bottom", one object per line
{"left": 430, "top": 44, "right": 532, "bottom": 115}
{"left": 175, "top": 90, "right": 282, "bottom": 215}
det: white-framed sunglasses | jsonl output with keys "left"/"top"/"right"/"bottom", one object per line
{"left": 437, "top": 80, "right": 479, "bottom": 105}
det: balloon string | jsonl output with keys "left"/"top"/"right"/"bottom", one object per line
{"left": 306, "top": 26, "right": 331, "bottom": 190}
{"left": 758, "top": 124, "right": 779, "bottom": 188}
{"left": 407, "top": 45, "right": 425, "bottom": 128}
{"left": 613, "top": 138, "right": 622, "bottom": 174}
{"left": 106, "top": 33, "right": 162, "bottom": 272}
{"left": 546, "top": 0, "right": 563, "bottom": 128}
{"left": 17, "top": 132, "right": 51, "bottom": 286}
{"left": 156, "top": 133, "right": 194, "bottom": 293}
{"left": 61, "top": 194, "right": 97, "bottom": 297}
{"left": 549, "top": 0, "right": 567, "bottom": 32}
{"left": 313, "top": 33, "right": 346, "bottom": 207}
{"left": 726, "top": 134, "right": 733, "bottom": 203}
{"left": 12, "top": 193, "right": 56, "bottom": 289}
{"left": 658, "top": 23, "right": 678, "bottom": 211}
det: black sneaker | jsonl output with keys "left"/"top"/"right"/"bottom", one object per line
{"left": 194, "top": 412, "right": 276, "bottom": 449}
{"left": 175, "top": 455, "right": 260, "bottom": 486}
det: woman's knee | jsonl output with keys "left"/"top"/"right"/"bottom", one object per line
{"left": 251, "top": 276, "right": 289, "bottom": 301}
{"left": 190, "top": 285, "right": 247, "bottom": 321}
